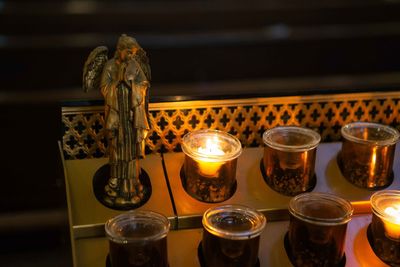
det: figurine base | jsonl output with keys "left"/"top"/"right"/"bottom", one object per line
{"left": 337, "top": 152, "right": 394, "bottom": 190}
{"left": 93, "top": 164, "right": 152, "bottom": 210}
{"left": 260, "top": 160, "right": 316, "bottom": 196}
{"left": 283, "top": 232, "right": 346, "bottom": 267}
{"left": 197, "top": 241, "right": 260, "bottom": 267}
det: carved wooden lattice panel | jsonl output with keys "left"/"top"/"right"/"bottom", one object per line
{"left": 62, "top": 92, "right": 400, "bottom": 159}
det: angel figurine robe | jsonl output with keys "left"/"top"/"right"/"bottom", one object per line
{"left": 83, "top": 34, "right": 151, "bottom": 209}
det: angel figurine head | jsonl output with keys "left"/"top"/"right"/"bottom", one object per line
{"left": 83, "top": 34, "right": 152, "bottom": 210}
{"left": 115, "top": 35, "right": 139, "bottom": 62}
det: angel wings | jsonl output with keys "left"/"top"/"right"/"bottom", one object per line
{"left": 83, "top": 46, "right": 108, "bottom": 92}
{"left": 82, "top": 35, "right": 151, "bottom": 93}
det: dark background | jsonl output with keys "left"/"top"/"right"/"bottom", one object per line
{"left": 1, "top": 0, "right": 400, "bottom": 266}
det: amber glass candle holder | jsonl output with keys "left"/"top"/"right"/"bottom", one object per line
{"left": 181, "top": 129, "right": 242, "bottom": 203}
{"left": 339, "top": 122, "right": 399, "bottom": 189}
{"left": 286, "top": 192, "right": 353, "bottom": 267}
{"left": 262, "top": 126, "right": 321, "bottom": 196}
{"left": 105, "top": 210, "right": 170, "bottom": 267}
{"left": 201, "top": 204, "right": 266, "bottom": 267}
{"left": 369, "top": 190, "right": 400, "bottom": 266}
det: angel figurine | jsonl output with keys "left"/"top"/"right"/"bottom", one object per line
{"left": 83, "top": 34, "right": 152, "bottom": 209}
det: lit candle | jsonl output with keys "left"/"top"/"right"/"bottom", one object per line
{"left": 196, "top": 137, "right": 225, "bottom": 177}
{"left": 370, "top": 190, "right": 400, "bottom": 265}
{"left": 382, "top": 204, "right": 400, "bottom": 240}
{"left": 181, "top": 129, "right": 242, "bottom": 202}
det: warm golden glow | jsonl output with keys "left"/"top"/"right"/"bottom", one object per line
{"left": 196, "top": 137, "right": 225, "bottom": 177}
{"left": 369, "top": 146, "right": 377, "bottom": 185}
{"left": 383, "top": 204, "right": 400, "bottom": 240}
{"left": 363, "top": 129, "right": 369, "bottom": 140}
{"left": 198, "top": 138, "right": 225, "bottom": 156}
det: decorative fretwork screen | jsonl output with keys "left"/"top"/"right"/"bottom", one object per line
{"left": 62, "top": 92, "right": 400, "bottom": 160}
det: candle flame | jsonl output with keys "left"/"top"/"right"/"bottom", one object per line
{"left": 198, "top": 138, "right": 224, "bottom": 157}
{"left": 384, "top": 205, "right": 400, "bottom": 224}
{"left": 382, "top": 204, "right": 400, "bottom": 240}
{"left": 196, "top": 137, "right": 225, "bottom": 177}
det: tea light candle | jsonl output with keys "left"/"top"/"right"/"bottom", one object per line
{"left": 202, "top": 205, "right": 266, "bottom": 267}
{"left": 382, "top": 204, "right": 400, "bottom": 240}
{"left": 370, "top": 190, "right": 400, "bottom": 265}
{"left": 181, "top": 129, "right": 242, "bottom": 202}
{"left": 262, "top": 126, "right": 321, "bottom": 196}
{"left": 371, "top": 190, "right": 400, "bottom": 241}
{"left": 340, "top": 122, "right": 399, "bottom": 189}
{"left": 197, "top": 137, "right": 225, "bottom": 177}
{"left": 181, "top": 129, "right": 242, "bottom": 178}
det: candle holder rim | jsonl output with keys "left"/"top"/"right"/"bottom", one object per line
{"left": 262, "top": 126, "right": 321, "bottom": 152}
{"left": 288, "top": 192, "right": 353, "bottom": 226}
{"left": 105, "top": 210, "right": 170, "bottom": 244}
{"left": 341, "top": 122, "right": 400, "bottom": 146}
{"left": 181, "top": 129, "right": 242, "bottom": 161}
{"left": 371, "top": 190, "right": 400, "bottom": 221}
{"left": 202, "top": 204, "right": 266, "bottom": 240}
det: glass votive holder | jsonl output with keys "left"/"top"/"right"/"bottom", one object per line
{"left": 339, "top": 122, "right": 399, "bottom": 189}
{"left": 369, "top": 190, "right": 400, "bottom": 266}
{"left": 201, "top": 204, "right": 266, "bottom": 267}
{"left": 105, "top": 210, "right": 170, "bottom": 267}
{"left": 181, "top": 129, "right": 242, "bottom": 203}
{"left": 262, "top": 126, "right": 321, "bottom": 196}
{"left": 287, "top": 192, "right": 353, "bottom": 267}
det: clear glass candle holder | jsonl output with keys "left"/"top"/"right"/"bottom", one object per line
{"left": 181, "top": 129, "right": 242, "bottom": 203}
{"left": 287, "top": 192, "right": 353, "bottom": 267}
{"left": 339, "top": 122, "right": 399, "bottom": 189}
{"left": 262, "top": 126, "right": 321, "bottom": 196}
{"left": 369, "top": 190, "right": 400, "bottom": 266}
{"left": 105, "top": 210, "right": 170, "bottom": 267}
{"left": 201, "top": 204, "right": 266, "bottom": 267}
